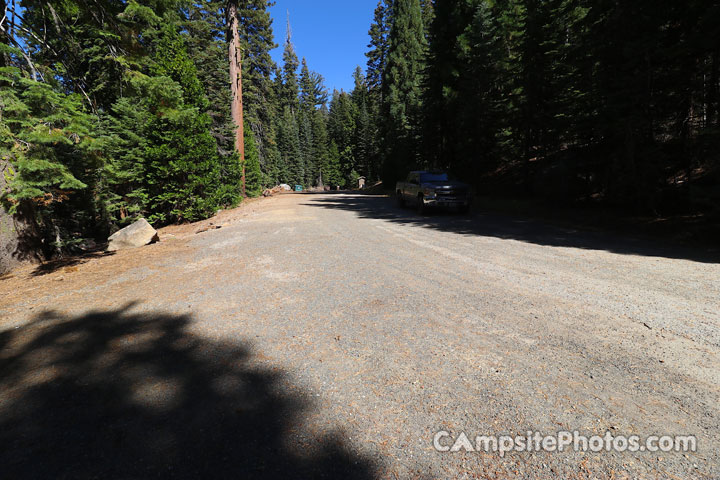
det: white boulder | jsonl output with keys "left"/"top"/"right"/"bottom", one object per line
{"left": 107, "top": 218, "right": 159, "bottom": 252}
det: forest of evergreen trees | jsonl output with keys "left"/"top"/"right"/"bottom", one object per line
{"left": 1, "top": 0, "right": 719, "bottom": 257}
{"left": 0, "top": 0, "right": 380, "bottom": 255}
{"left": 373, "top": 0, "right": 720, "bottom": 217}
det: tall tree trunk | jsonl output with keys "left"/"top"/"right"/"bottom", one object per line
{"left": 228, "top": 1, "right": 246, "bottom": 196}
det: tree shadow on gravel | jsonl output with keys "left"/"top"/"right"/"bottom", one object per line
{"left": 0, "top": 303, "right": 376, "bottom": 479}
{"left": 305, "top": 194, "right": 720, "bottom": 264}
{"left": 30, "top": 250, "right": 115, "bottom": 277}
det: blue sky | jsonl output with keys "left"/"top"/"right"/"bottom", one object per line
{"left": 268, "top": 0, "right": 378, "bottom": 93}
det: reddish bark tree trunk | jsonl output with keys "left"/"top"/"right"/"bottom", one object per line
{"left": 228, "top": 1, "right": 246, "bottom": 196}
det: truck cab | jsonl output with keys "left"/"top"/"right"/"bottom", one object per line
{"left": 396, "top": 171, "right": 471, "bottom": 213}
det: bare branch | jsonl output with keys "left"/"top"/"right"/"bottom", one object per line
{"left": 1, "top": 11, "right": 61, "bottom": 59}
{"left": 75, "top": 82, "right": 97, "bottom": 116}
{"left": 4, "top": 33, "right": 38, "bottom": 81}
{"left": 46, "top": 2, "right": 62, "bottom": 35}
{"left": 0, "top": 5, "right": 7, "bottom": 31}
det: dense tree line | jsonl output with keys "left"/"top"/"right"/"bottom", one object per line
{"left": 366, "top": 0, "right": 720, "bottom": 215}
{"left": 0, "top": 0, "right": 373, "bottom": 256}
{"left": 2, "top": 0, "right": 718, "bottom": 259}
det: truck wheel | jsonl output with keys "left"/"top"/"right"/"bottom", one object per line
{"left": 397, "top": 191, "right": 405, "bottom": 207}
{"left": 417, "top": 195, "right": 427, "bottom": 215}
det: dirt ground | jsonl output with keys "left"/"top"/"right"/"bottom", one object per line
{"left": 1, "top": 192, "right": 718, "bottom": 479}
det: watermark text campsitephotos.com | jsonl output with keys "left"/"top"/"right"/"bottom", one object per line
{"left": 433, "top": 431, "right": 697, "bottom": 457}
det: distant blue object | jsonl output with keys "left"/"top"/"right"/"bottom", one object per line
{"left": 295, "top": 185, "right": 303, "bottom": 192}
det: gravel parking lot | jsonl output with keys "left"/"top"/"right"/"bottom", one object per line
{"left": 1, "top": 192, "right": 718, "bottom": 479}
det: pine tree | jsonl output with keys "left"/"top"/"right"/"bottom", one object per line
{"left": 351, "top": 67, "right": 373, "bottom": 179}
{"left": 366, "top": 0, "right": 392, "bottom": 95}
{"left": 425, "top": 0, "right": 508, "bottom": 176}
{"left": 300, "top": 58, "right": 329, "bottom": 111}
{"left": 155, "top": 22, "right": 208, "bottom": 109}
{"left": 236, "top": 0, "right": 279, "bottom": 185}
{"left": 365, "top": 1, "right": 393, "bottom": 183}
{"left": 382, "top": 0, "right": 428, "bottom": 183}
{"left": 300, "top": 58, "right": 314, "bottom": 112}
{"left": 281, "top": 23, "right": 300, "bottom": 112}
{"left": 276, "top": 105, "right": 303, "bottom": 186}
{"left": 310, "top": 106, "right": 331, "bottom": 187}
{"left": 325, "top": 141, "right": 344, "bottom": 188}
{"left": 328, "top": 90, "right": 359, "bottom": 185}
{"left": 227, "top": 0, "right": 246, "bottom": 195}
{"left": 298, "top": 109, "right": 315, "bottom": 186}
{"left": 183, "top": 1, "right": 236, "bottom": 159}
{"left": 103, "top": 23, "right": 225, "bottom": 225}
{"left": 270, "top": 19, "right": 305, "bottom": 186}
{"left": 0, "top": 66, "right": 100, "bottom": 250}
{"left": 298, "top": 58, "right": 331, "bottom": 186}
{"left": 17, "top": 0, "right": 128, "bottom": 112}
{"left": 185, "top": 0, "right": 280, "bottom": 190}
{"left": 420, "top": 0, "right": 435, "bottom": 40}
{"left": 243, "top": 121, "right": 263, "bottom": 197}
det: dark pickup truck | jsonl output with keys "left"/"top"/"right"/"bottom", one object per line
{"left": 396, "top": 171, "right": 472, "bottom": 213}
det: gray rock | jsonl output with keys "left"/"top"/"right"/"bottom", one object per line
{"left": 107, "top": 218, "right": 159, "bottom": 252}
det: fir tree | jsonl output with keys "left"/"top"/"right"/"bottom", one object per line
{"left": 243, "top": 121, "right": 263, "bottom": 197}
{"left": 183, "top": 1, "right": 236, "bottom": 159}
{"left": 382, "top": 0, "right": 428, "bottom": 183}
{"left": 328, "top": 90, "right": 359, "bottom": 185}
{"left": 366, "top": 0, "right": 392, "bottom": 95}
{"left": 325, "top": 141, "right": 344, "bottom": 188}
{"left": 236, "top": 0, "right": 280, "bottom": 185}
{"left": 298, "top": 109, "right": 315, "bottom": 186}
{"left": 300, "top": 58, "right": 329, "bottom": 111}
{"left": 281, "top": 24, "right": 300, "bottom": 112}
{"left": 0, "top": 65, "right": 100, "bottom": 250}
{"left": 276, "top": 105, "right": 303, "bottom": 186}
{"left": 351, "top": 68, "right": 373, "bottom": 179}
{"left": 104, "top": 24, "right": 225, "bottom": 225}
{"left": 310, "top": 106, "right": 331, "bottom": 187}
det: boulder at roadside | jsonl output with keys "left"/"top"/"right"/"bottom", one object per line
{"left": 107, "top": 218, "right": 159, "bottom": 252}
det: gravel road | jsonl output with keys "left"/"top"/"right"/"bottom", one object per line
{"left": 1, "top": 192, "right": 718, "bottom": 479}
